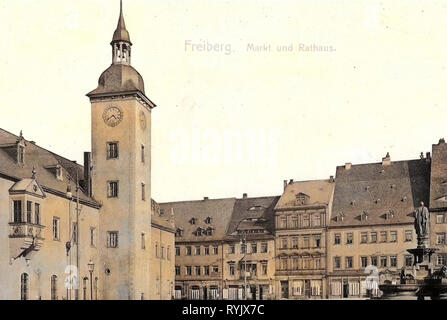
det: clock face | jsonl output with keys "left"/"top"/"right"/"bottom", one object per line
{"left": 139, "top": 111, "right": 147, "bottom": 130}
{"left": 103, "top": 106, "right": 123, "bottom": 127}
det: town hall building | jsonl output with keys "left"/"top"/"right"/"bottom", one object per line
{"left": 0, "top": 1, "right": 174, "bottom": 300}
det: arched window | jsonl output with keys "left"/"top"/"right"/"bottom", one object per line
{"left": 50, "top": 275, "right": 57, "bottom": 300}
{"left": 83, "top": 277, "right": 88, "bottom": 300}
{"left": 21, "top": 273, "right": 29, "bottom": 300}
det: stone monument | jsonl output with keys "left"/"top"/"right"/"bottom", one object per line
{"left": 379, "top": 202, "right": 447, "bottom": 299}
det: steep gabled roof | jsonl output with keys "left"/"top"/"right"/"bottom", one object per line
{"left": 275, "top": 179, "right": 335, "bottom": 210}
{"left": 0, "top": 128, "right": 99, "bottom": 207}
{"left": 330, "top": 158, "right": 430, "bottom": 228}
{"left": 225, "top": 196, "right": 280, "bottom": 241}
{"left": 159, "top": 198, "right": 236, "bottom": 242}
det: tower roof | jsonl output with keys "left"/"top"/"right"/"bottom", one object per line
{"left": 112, "top": 0, "right": 131, "bottom": 44}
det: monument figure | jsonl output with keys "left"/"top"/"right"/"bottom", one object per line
{"left": 414, "top": 201, "right": 430, "bottom": 246}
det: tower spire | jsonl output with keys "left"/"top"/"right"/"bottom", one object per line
{"left": 111, "top": 0, "right": 132, "bottom": 65}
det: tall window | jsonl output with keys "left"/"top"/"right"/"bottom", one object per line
{"left": 107, "top": 142, "right": 119, "bottom": 159}
{"left": 167, "top": 246, "right": 171, "bottom": 260}
{"left": 204, "top": 245, "right": 210, "bottom": 255}
{"left": 312, "top": 213, "right": 321, "bottom": 227}
{"left": 26, "top": 201, "right": 32, "bottom": 223}
{"left": 229, "top": 263, "right": 235, "bottom": 276}
{"left": 186, "top": 246, "right": 192, "bottom": 256}
{"left": 292, "top": 216, "right": 299, "bottom": 228}
{"left": 195, "top": 266, "right": 201, "bottom": 276}
{"left": 361, "top": 256, "right": 368, "bottom": 268}
{"left": 380, "top": 231, "right": 388, "bottom": 243}
{"left": 361, "top": 232, "right": 368, "bottom": 244}
{"left": 175, "top": 266, "right": 180, "bottom": 276}
{"left": 141, "top": 183, "right": 146, "bottom": 201}
{"left": 303, "top": 236, "right": 310, "bottom": 248}
{"left": 13, "top": 200, "right": 22, "bottom": 223}
{"left": 195, "top": 246, "right": 201, "bottom": 255}
{"left": 334, "top": 257, "right": 341, "bottom": 269}
{"left": 370, "top": 232, "right": 377, "bottom": 243}
{"left": 53, "top": 217, "right": 60, "bottom": 240}
{"left": 437, "top": 233, "right": 446, "bottom": 245}
{"left": 281, "top": 237, "right": 288, "bottom": 249}
{"left": 107, "top": 231, "right": 119, "bottom": 248}
{"left": 291, "top": 237, "right": 298, "bottom": 249}
{"left": 35, "top": 203, "right": 40, "bottom": 225}
{"left": 21, "top": 273, "right": 29, "bottom": 300}
{"left": 186, "top": 266, "right": 192, "bottom": 276}
{"left": 213, "top": 245, "right": 218, "bottom": 255}
{"left": 314, "top": 236, "right": 321, "bottom": 248}
{"left": 251, "top": 243, "right": 257, "bottom": 254}
{"left": 204, "top": 266, "right": 210, "bottom": 276}
{"left": 141, "top": 145, "right": 145, "bottom": 163}
{"left": 262, "top": 262, "right": 268, "bottom": 275}
{"left": 107, "top": 181, "right": 119, "bottom": 198}
{"left": 334, "top": 233, "right": 341, "bottom": 245}
{"left": 346, "top": 233, "right": 353, "bottom": 244}
{"left": 51, "top": 275, "right": 57, "bottom": 300}
{"left": 346, "top": 257, "right": 353, "bottom": 269}
{"left": 302, "top": 214, "right": 310, "bottom": 228}
{"left": 18, "top": 145, "right": 25, "bottom": 165}
{"left": 436, "top": 214, "right": 445, "bottom": 224}
{"left": 390, "top": 231, "right": 397, "bottom": 243}
{"left": 261, "top": 242, "right": 268, "bottom": 253}
{"left": 90, "top": 227, "right": 96, "bottom": 247}
{"left": 175, "top": 246, "right": 180, "bottom": 256}
{"left": 371, "top": 256, "right": 378, "bottom": 266}
{"left": 229, "top": 244, "right": 235, "bottom": 254}
{"left": 390, "top": 256, "right": 397, "bottom": 267}
{"left": 380, "top": 256, "right": 388, "bottom": 267}
{"left": 161, "top": 246, "right": 165, "bottom": 259}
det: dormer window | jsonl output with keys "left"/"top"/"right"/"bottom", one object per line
{"left": 56, "top": 166, "right": 62, "bottom": 180}
{"left": 17, "top": 145, "right": 25, "bottom": 165}
{"left": 335, "top": 212, "right": 345, "bottom": 222}
{"left": 190, "top": 218, "right": 197, "bottom": 225}
{"left": 175, "top": 228, "right": 184, "bottom": 237}
{"left": 206, "top": 227, "right": 214, "bottom": 236}
{"left": 295, "top": 193, "right": 309, "bottom": 205}
{"left": 205, "top": 217, "right": 212, "bottom": 224}
{"left": 360, "top": 211, "right": 368, "bottom": 221}
{"left": 385, "top": 210, "right": 394, "bottom": 220}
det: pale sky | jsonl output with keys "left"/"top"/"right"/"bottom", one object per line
{"left": 1, "top": 0, "right": 447, "bottom": 202}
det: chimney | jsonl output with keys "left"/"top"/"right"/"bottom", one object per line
{"left": 329, "top": 175, "right": 335, "bottom": 183}
{"left": 382, "top": 152, "right": 391, "bottom": 166}
{"left": 283, "top": 180, "right": 288, "bottom": 191}
{"left": 83, "top": 152, "right": 92, "bottom": 197}
{"left": 289, "top": 179, "right": 294, "bottom": 184}
{"left": 345, "top": 163, "right": 352, "bottom": 170}
{"left": 243, "top": 193, "right": 248, "bottom": 199}
{"left": 204, "top": 197, "right": 209, "bottom": 200}
{"left": 439, "top": 138, "right": 445, "bottom": 144}
{"left": 426, "top": 152, "right": 431, "bottom": 163}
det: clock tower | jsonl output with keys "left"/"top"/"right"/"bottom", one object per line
{"left": 87, "top": 0, "right": 156, "bottom": 300}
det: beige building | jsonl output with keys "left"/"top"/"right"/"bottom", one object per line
{"left": 428, "top": 139, "right": 447, "bottom": 268}
{"left": 0, "top": 3, "right": 174, "bottom": 300}
{"left": 327, "top": 154, "right": 429, "bottom": 299}
{"left": 223, "top": 195, "right": 279, "bottom": 300}
{"left": 161, "top": 198, "right": 236, "bottom": 300}
{"left": 274, "top": 179, "right": 334, "bottom": 299}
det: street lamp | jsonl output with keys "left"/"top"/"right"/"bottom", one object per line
{"left": 88, "top": 260, "right": 95, "bottom": 300}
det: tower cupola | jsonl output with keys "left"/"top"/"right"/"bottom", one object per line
{"left": 111, "top": 0, "right": 132, "bottom": 65}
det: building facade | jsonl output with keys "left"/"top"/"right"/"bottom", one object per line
{"left": 223, "top": 196, "right": 278, "bottom": 300}
{"left": 274, "top": 179, "right": 334, "bottom": 299}
{"left": 0, "top": 2, "right": 174, "bottom": 300}
{"left": 327, "top": 154, "right": 429, "bottom": 299}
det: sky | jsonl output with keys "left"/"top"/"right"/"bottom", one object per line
{"left": 1, "top": 0, "right": 447, "bottom": 202}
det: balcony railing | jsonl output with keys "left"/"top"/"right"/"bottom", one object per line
{"left": 9, "top": 222, "right": 45, "bottom": 240}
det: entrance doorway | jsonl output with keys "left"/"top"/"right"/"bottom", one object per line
{"left": 343, "top": 283, "right": 349, "bottom": 298}
{"left": 280, "top": 281, "right": 289, "bottom": 299}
